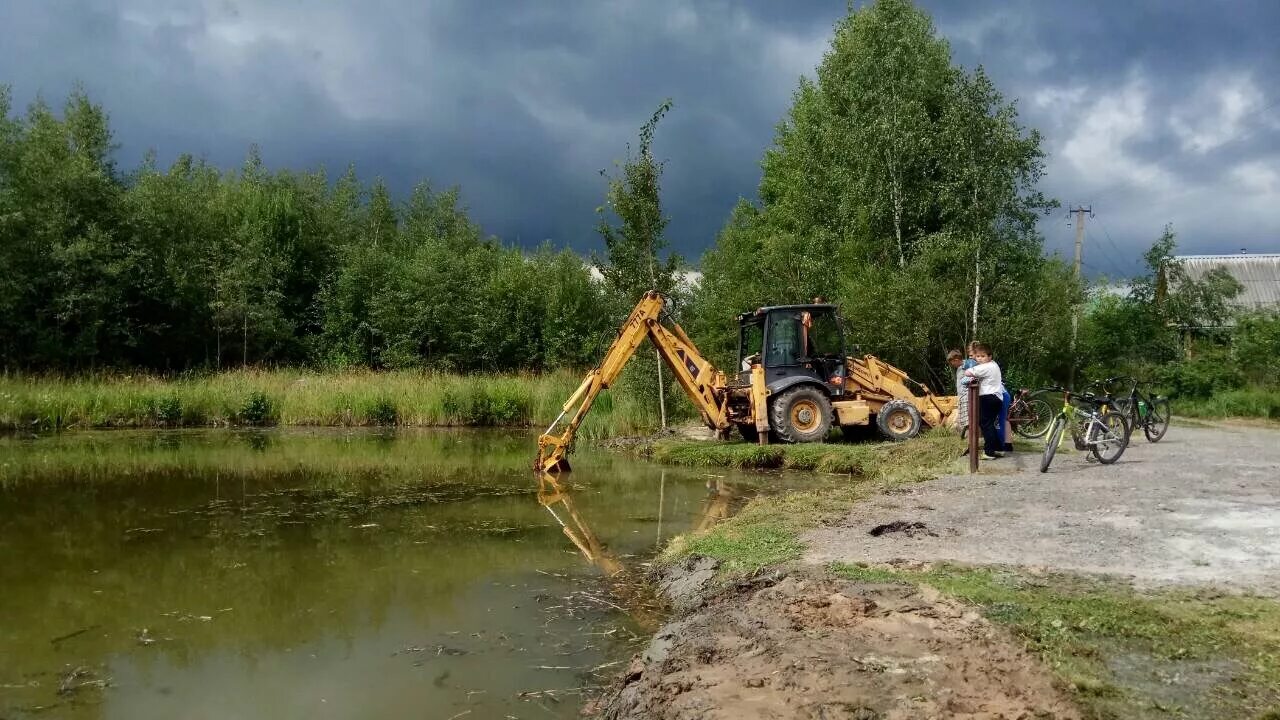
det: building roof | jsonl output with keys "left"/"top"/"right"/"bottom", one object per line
{"left": 1175, "top": 253, "right": 1280, "bottom": 310}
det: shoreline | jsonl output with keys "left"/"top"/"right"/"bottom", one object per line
{"left": 587, "top": 429, "right": 1280, "bottom": 719}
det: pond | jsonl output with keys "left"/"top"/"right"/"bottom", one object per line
{"left": 0, "top": 429, "right": 815, "bottom": 719}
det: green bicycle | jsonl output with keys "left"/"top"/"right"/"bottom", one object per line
{"left": 1088, "top": 375, "right": 1171, "bottom": 443}
{"left": 1040, "top": 388, "right": 1130, "bottom": 473}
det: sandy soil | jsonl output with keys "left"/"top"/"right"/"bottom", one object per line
{"left": 594, "top": 567, "right": 1079, "bottom": 720}
{"left": 806, "top": 423, "right": 1280, "bottom": 594}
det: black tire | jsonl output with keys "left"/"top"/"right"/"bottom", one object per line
{"left": 1040, "top": 416, "right": 1065, "bottom": 473}
{"left": 1091, "top": 413, "right": 1130, "bottom": 464}
{"left": 769, "top": 386, "right": 833, "bottom": 444}
{"left": 736, "top": 423, "right": 759, "bottom": 444}
{"left": 1012, "top": 397, "right": 1055, "bottom": 439}
{"left": 876, "top": 399, "right": 923, "bottom": 442}
{"left": 1144, "top": 398, "right": 1170, "bottom": 443}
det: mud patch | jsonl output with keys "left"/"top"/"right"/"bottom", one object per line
{"left": 593, "top": 568, "right": 1080, "bottom": 719}
{"left": 868, "top": 520, "right": 936, "bottom": 538}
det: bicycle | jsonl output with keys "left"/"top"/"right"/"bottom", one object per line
{"left": 957, "top": 384, "right": 1057, "bottom": 441}
{"left": 1008, "top": 386, "right": 1057, "bottom": 439}
{"left": 1088, "top": 376, "right": 1171, "bottom": 443}
{"left": 1040, "top": 388, "right": 1130, "bottom": 473}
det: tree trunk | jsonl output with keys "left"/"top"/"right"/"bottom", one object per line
{"left": 971, "top": 239, "right": 981, "bottom": 338}
{"left": 887, "top": 151, "right": 906, "bottom": 268}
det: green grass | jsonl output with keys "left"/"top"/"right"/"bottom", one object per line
{"left": 0, "top": 369, "right": 667, "bottom": 436}
{"left": 833, "top": 562, "right": 1280, "bottom": 719}
{"left": 645, "top": 431, "right": 955, "bottom": 475}
{"left": 659, "top": 431, "right": 965, "bottom": 571}
{"left": 1175, "top": 386, "right": 1280, "bottom": 421}
{"left": 0, "top": 366, "right": 680, "bottom": 435}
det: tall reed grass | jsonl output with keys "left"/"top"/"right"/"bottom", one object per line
{"left": 0, "top": 369, "right": 675, "bottom": 436}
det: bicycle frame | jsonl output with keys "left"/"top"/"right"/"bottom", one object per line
{"left": 1100, "top": 376, "right": 1163, "bottom": 431}
{"left": 1050, "top": 393, "right": 1123, "bottom": 450}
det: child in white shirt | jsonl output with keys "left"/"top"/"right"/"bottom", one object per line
{"left": 963, "top": 342, "right": 1004, "bottom": 459}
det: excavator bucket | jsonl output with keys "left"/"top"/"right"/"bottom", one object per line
{"left": 536, "top": 435, "right": 572, "bottom": 474}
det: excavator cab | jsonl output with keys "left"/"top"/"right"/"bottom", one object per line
{"left": 738, "top": 305, "right": 847, "bottom": 395}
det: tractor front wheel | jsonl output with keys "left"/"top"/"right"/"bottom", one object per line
{"left": 877, "top": 399, "right": 923, "bottom": 441}
{"left": 769, "top": 386, "right": 832, "bottom": 444}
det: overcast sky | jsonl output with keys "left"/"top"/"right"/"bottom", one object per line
{"left": 2, "top": 0, "right": 1277, "bottom": 276}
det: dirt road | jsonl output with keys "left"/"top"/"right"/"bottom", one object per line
{"left": 806, "top": 422, "right": 1280, "bottom": 594}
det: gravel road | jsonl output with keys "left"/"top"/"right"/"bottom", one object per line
{"left": 805, "top": 421, "right": 1280, "bottom": 594}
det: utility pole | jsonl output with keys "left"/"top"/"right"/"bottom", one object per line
{"left": 1072, "top": 205, "right": 1090, "bottom": 278}
{"left": 1068, "top": 205, "right": 1091, "bottom": 389}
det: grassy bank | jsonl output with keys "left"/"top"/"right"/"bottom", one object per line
{"left": 835, "top": 563, "right": 1280, "bottom": 719}
{"left": 1174, "top": 386, "right": 1280, "bottom": 421}
{"left": 0, "top": 369, "right": 664, "bottom": 437}
{"left": 653, "top": 432, "right": 965, "bottom": 571}
{"left": 642, "top": 433, "right": 1280, "bottom": 717}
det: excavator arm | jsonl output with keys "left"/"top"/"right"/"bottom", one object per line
{"left": 535, "top": 291, "right": 731, "bottom": 473}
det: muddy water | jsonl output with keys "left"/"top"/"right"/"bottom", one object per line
{"left": 0, "top": 429, "right": 808, "bottom": 719}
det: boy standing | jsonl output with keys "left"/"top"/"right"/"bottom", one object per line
{"left": 963, "top": 342, "right": 1005, "bottom": 460}
{"left": 946, "top": 350, "right": 968, "bottom": 436}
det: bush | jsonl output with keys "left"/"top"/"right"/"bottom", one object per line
{"left": 440, "top": 385, "right": 532, "bottom": 426}
{"left": 238, "top": 391, "right": 277, "bottom": 426}
{"left": 362, "top": 396, "right": 399, "bottom": 426}
{"left": 1156, "top": 349, "right": 1244, "bottom": 399}
{"left": 153, "top": 394, "right": 183, "bottom": 426}
{"left": 1233, "top": 311, "right": 1280, "bottom": 384}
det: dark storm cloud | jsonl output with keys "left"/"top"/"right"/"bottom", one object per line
{"left": 1, "top": 0, "right": 1276, "bottom": 274}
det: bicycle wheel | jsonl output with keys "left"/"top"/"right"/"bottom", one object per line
{"left": 1144, "top": 397, "right": 1170, "bottom": 443}
{"left": 1091, "top": 413, "right": 1130, "bottom": 464}
{"left": 1013, "top": 397, "right": 1055, "bottom": 439}
{"left": 1040, "top": 416, "right": 1065, "bottom": 473}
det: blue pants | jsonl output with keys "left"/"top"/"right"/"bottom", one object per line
{"left": 978, "top": 394, "right": 1004, "bottom": 456}
{"left": 997, "top": 389, "right": 1011, "bottom": 448}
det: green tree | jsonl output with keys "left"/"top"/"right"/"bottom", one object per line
{"left": 0, "top": 88, "right": 129, "bottom": 369}
{"left": 692, "top": 0, "right": 1067, "bottom": 387}
{"left": 594, "top": 99, "right": 681, "bottom": 304}
{"left": 316, "top": 176, "right": 398, "bottom": 367}
{"left": 593, "top": 101, "right": 690, "bottom": 424}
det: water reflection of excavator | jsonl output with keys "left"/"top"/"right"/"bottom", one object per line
{"left": 535, "top": 291, "right": 956, "bottom": 473}
{"left": 536, "top": 472, "right": 736, "bottom": 579}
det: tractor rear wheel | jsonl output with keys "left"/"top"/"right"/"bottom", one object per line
{"left": 769, "top": 386, "right": 832, "bottom": 444}
{"left": 877, "top": 399, "right": 923, "bottom": 441}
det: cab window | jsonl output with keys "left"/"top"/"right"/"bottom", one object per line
{"left": 765, "top": 313, "right": 803, "bottom": 367}
{"left": 807, "top": 311, "right": 842, "bottom": 359}
{"left": 739, "top": 321, "right": 764, "bottom": 370}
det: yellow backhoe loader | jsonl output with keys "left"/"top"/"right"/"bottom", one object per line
{"left": 535, "top": 291, "right": 956, "bottom": 473}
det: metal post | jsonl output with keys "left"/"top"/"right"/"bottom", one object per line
{"left": 968, "top": 383, "right": 979, "bottom": 473}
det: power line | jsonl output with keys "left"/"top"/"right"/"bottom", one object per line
{"left": 1091, "top": 213, "right": 1133, "bottom": 279}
